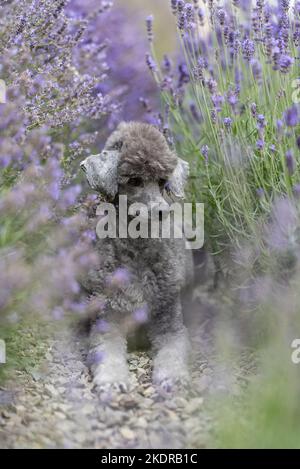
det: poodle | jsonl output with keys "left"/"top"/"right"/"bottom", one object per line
{"left": 80, "top": 122, "right": 194, "bottom": 391}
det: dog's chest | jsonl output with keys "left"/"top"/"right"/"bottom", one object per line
{"left": 113, "top": 238, "right": 184, "bottom": 294}
{"left": 114, "top": 238, "right": 166, "bottom": 272}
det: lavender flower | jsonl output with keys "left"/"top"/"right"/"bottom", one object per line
{"left": 198, "top": 8, "right": 205, "bottom": 26}
{"left": 178, "top": 11, "right": 186, "bottom": 31}
{"left": 256, "top": 139, "right": 265, "bottom": 151}
{"left": 95, "top": 319, "right": 110, "bottom": 334}
{"left": 256, "top": 188, "right": 265, "bottom": 198}
{"left": 277, "top": 119, "right": 284, "bottom": 133}
{"left": 201, "top": 144, "right": 209, "bottom": 161}
{"left": 242, "top": 38, "right": 255, "bottom": 61}
{"left": 171, "top": 0, "right": 178, "bottom": 15}
{"left": 107, "top": 267, "right": 131, "bottom": 288}
{"left": 177, "top": 0, "right": 185, "bottom": 13}
{"left": 217, "top": 8, "right": 226, "bottom": 27}
{"left": 251, "top": 102, "right": 257, "bottom": 118}
{"left": 183, "top": 3, "right": 195, "bottom": 31}
{"left": 146, "top": 15, "right": 154, "bottom": 42}
{"left": 146, "top": 53, "right": 157, "bottom": 72}
{"left": 87, "top": 350, "right": 105, "bottom": 366}
{"left": 224, "top": 117, "right": 233, "bottom": 130}
{"left": 257, "top": 114, "right": 266, "bottom": 129}
{"left": 285, "top": 149, "right": 295, "bottom": 174}
{"left": 279, "top": 54, "right": 293, "bottom": 73}
{"left": 133, "top": 305, "right": 149, "bottom": 324}
{"left": 284, "top": 106, "right": 298, "bottom": 127}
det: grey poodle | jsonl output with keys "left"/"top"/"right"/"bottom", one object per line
{"left": 80, "top": 122, "right": 194, "bottom": 391}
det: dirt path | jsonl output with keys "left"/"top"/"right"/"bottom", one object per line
{"left": 0, "top": 289, "right": 250, "bottom": 449}
{"left": 0, "top": 328, "right": 214, "bottom": 449}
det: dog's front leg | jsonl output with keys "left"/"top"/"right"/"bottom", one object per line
{"left": 150, "top": 300, "right": 190, "bottom": 391}
{"left": 89, "top": 319, "right": 130, "bottom": 392}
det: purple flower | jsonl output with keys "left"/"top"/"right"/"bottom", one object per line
{"left": 201, "top": 144, "right": 209, "bottom": 161}
{"left": 277, "top": 119, "right": 284, "bottom": 133}
{"left": 280, "top": 0, "right": 290, "bottom": 11}
{"left": 251, "top": 102, "right": 257, "bottom": 118}
{"left": 0, "top": 155, "right": 11, "bottom": 168}
{"left": 224, "top": 117, "right": 232, "bottom": 129}
{"left": 177, "top": 11, "right": 186, "bottom": 31}
{"left": 242, "top": 38, "right": 255, "bottom": 61}
{"left": 178, "top": 63, "right": 190, "bottom": 86}
{"left": 227, "top": 90, "right": 238, "bottom": 110}
{"left": 217, "top": 8, "right": 226, "bottom": 26}
{"left": 185, "top": 3, "right": 195, "bottom": 28}
{"left": 257, "top": 114, "right": 266, "bottom": 129}
{"left": 177, "top": 0, "right": 185, "bottom": 13}
{"left": 198, "top": 8, "right": 205, "bottom": 26}
{"left": 107, "top": 267, "right": 131, "bottom": 288}
{"left": 59, "top": 185, "right": 82, "bottom": 208}
{"left": 212, "top": 94, "right": 224, "bottom": 112}
{"left": 145, "top": 53, "right": 157, "bottom": 72}
{"left": 133, "top": 305, "right": 149, "bottom": 324}
{"left": 251, "top": 59, "right": 262, "bottom": 80}
{"left": 95, "top": 319, "right": 110, "bottom": 333}
{"left": 171, "top": 0, "right": 178, "bottom": 15}
{"left": 162, "top": 54, "right": 172, "bottom": 73}
{"left": 279, "top": 54, "right": 293, "bottom": 73}
{"left": 285, "top": 149, "right": 295, "bottom": 174}
{"left": 256, "top": 139, "right": 265, "bottom": 150}
{"left": 284, "top": 106, "right": 298, "bottom": 127}
{"left": 256, "top": 188, "right": 265, "bottom": 198}
{"left": 87, "top": 349, "right": 105, "bottom": 366}
{"left": 207, "top": 78, "right": 218, "bottom": 94}
{"left": 146, "top": 15, "right": 154, "bottom": 42}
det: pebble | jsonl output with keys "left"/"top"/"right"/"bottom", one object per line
{"left": 120, "top": 427, "right": 135, "bottom": 440}
{"left": 44, "top": 384, "right": 60, "bottom": 397}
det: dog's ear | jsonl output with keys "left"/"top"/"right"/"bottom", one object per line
{"left": 96, "top": 152, "right": 120, "bottom": 198}
{"left": 83, "top": 152, "right": 119, "bottom": 198}
{"left": 167, "top": 158, "right": 189, "bottom": 199}
{"left": 99, "top": 152, "right": 119, "bottom": 199}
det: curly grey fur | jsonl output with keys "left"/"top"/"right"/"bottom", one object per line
{"left": 81, "top": 122, "right": 193, "bottom": 391}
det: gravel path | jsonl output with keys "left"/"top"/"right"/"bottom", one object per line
{"left": 0, "top": 291, "right": 251, "bottom": 449}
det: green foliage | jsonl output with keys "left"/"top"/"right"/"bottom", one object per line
{"left": 0, "top": 317, "right": 50, "bottom": 384}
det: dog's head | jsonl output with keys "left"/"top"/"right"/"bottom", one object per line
{"left": 80, "top": 122, "right": 189, "bottom": 214}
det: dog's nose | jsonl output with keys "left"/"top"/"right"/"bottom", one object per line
{"left": 151, "top": 202, "right": 170, "bottom": 220}
{"left": 80, "top": 160, "right": 87, "bottom": 172}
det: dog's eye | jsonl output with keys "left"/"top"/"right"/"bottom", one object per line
{"left": 159, "top": 179, "right": 168, "bottom": 190}
{"left": 128, "top": 177, "right": 143, "bottom": 187}
{"left": 110, "top": 140, "right": 123, "bottom": 151}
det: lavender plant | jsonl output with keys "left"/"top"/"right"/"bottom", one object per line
{"left": 0, "top": 0, "right": 115, "bottom": 329}
{"left": 145, "top": 2, "right": 300, "bottom": 448}
{"left": 0, "top": 0, "right": 158, "bottom": 383}
{"left": 147, "top": 0, "right": 300, "bottom": 251}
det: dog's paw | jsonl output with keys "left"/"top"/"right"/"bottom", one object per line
{"left": 93, "top": 379, "right": 131, "bottom": 394}
{"left": 153, "top": 367, "right": 190, "bottom": 394}
{"left": 92, "top": 365, "right": 132, "bottom": 394}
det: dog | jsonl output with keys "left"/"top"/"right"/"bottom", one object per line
{"left": 80, "top": 122, "right": 194, "bottom": 391}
